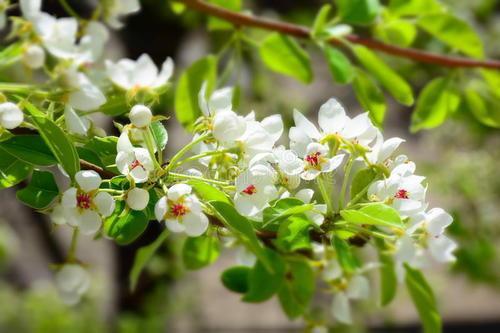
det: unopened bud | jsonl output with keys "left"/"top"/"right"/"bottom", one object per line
{"left": 129, "top": 104, "right": 152, "bottom": 128}
{"left": 23, "top": 44, "right": 45, "bottom": 69}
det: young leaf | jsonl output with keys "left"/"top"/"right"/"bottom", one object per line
{"left": 278, "top": 259, "right": 315, "bottom": 319}
{"left": 0, "top": 42, "right": 24, "bottom": 68}
{"left": 263, "top": 198, "right": 314, "bottom": 227}
{"left": 404, "top": 264, "right": 442, "bottom": 333}
{"left": 311, "top": 4, "right": 332, "bottom": 38}
{"left": 337, "top": 0, "right": 381, "bottom": 25}
{"left": 323, "top": 46, "right": 354, "bottom": 84}
{"left": 340, "top": 203, "right": 403, "bottom": 229}
{"left": 350, "top": 167, "right": 377, "bottom": 201}
{"left": 464, "top": 88, "right": 500, "bottom": 128}
{"left": 352, "top": 69, "right": 386, "bottom": 126}
{"left": 175, "top": 55, "right": 217, "bottom": 130}
{"left": 23, "top": 102, "right": 80, "bottom": 179}
{"left": 221, "top": 266, "right": 251, "bottom": 293}
{"left": 275, "top": 215, "right": 312, "bottom": 252}
{"left": 207, "top": 0, "right": 241, "bottom": 30}
{"left": 410, "top": 77, "right": 460, "bottom": 132}
{"left": 374, "top": 19, "right": 417, "bottom": 47}
{"left": 332, "top": 235, "right": 359, "bottom": 273}
{"left": 150, "top": 121, "right": 168, "bottom": 151}
{"left": 84, "top": 136, "right": 118, "bottom": 170}
{"left": 129, "top": 229, "right": 169, "bottom": 291}
{"left": 353, "top": 46, "right": 414, "bottom": 106}
{"left": 418, "top": 13, "right": 484, "bottom": 58}
{"left": 0, "top": 135, "right": 57, "bottom": 166}
{"left": 104, "top": 201, "right": 149, "bottom": 245}
{"left": 16, "top": 170, "right": 59, "bottom": 210}
{"left": 188, "top": 180, "right": 231, "bottom": 204}
{"left": 243, "top": 249, "right": 286, "bottom": 302}
{"left": 182, "top": 235, "right": 221, "bottom": 270}
{"left": 259, "top": 33, "right": 313, "bottom": 84}
{"left": 0, "top": 148, "right": 32, "bottom": 189}
{"left": 388, "top": 0, "right": 443, "bottom": 17}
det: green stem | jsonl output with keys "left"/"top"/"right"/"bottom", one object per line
{"left": 338, "top": 158, "right": 354, "bottom": 211}
{"left": 317, "top": 174, "right": 333, "bottom": 215}
{"left": 142, "top": 128, "right": 161, "bottom": 169}
{"left": 58, "top": 0, "right": 82, "bottom": 19}
{"left": 166, "top": 133, "right": 211, "bottom": 172}
{"left": 174, "top": 149, "right": 231, "bottom": 168}
{"left": 67, "top": 228, "right": 79, "bottom": 262}
{"left": 0, "top": 83, "right": 49, "bottom": 97}
{"left": 168, "top": 172, "right": 230, "bottom": 186}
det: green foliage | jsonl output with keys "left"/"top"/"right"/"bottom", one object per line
{"left": 104, "top": 202, "right": 149, "bottom": 245}
{"left": 375, "top": 19, "right": 417, "bottom": 47}
{"left": 336, "top": 0, "right": 381, "bottom": 25}
{"left": 341, "top": 203, "right": 403, "bottom": 229}
{"left": 404, "top": 264, "right": 442, "bottom": 333}
{"left": 278, "top": 259, "right": 315, "bottom": 319}
{"left": 188, "top": 180, "right": 231, "bottom": 204}
{"left": 221, "top": 266, "right": 251, "bottom": 293}
{"left": 175, "top": 55, "right": 217, "bottom": 129}
{"left": 375, "top": 239, "right": 397, "bottom": 306}
{"left": 332, "top": 235, "right": 359, "bottom": 274}
{"left": 0, "top": 43, "right": 23, "bottom": 68}
{"left": 388, "top": 0, "right": 443, "bottom": 17}
{"left": 150, "top": 121, "right": 169, "bottom": 151}
{"left": 464, "top": 88, "right": 500, "bottom": 128}
{"left": 352, "top": 69, "right": 386, "bottom": 126}
{"left": 311, "top": 5, "right": 332, "bottom": 38}
{"left": 0, "top": 148, "right": 32, "bottom": 189}
{"left": 323, "top": 46, "right": 354, "bottom": 84}
{"left": 182, "top": 235, "right": 220, "bottom": 270}
{"left": 83, "top": 136, "right": 118, "bottom": 170}
{"left": 259, "top": 33, "right": 313, "bottom": 83}
{"left": 0, "top": 135, "right": 57, "bottom": 166}
{"left": 16, "top": 170, "right": 59, "bottom": 210}
{"left": 411, "top": 77, "right": 460, "bottom": 132}
{"left": 275, "top": 215, "right": 312, "bottom": 252}
{"left": 350, "top": 167, "right": 377, "bottom": 200}
{"left": 262, "top": 198, "right": 314, "bottom": 227}
{"left": 207, "top": 0, "right": 241, "bottom": 30}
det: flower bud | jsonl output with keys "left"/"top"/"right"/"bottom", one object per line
{"left": 55, "top": 264, "right": 90, "bottom": 305}
{"left": 129, "top": 104, "right": 152, "bottom": 128}
{"left": 126, "top": 187, "right": 149, "bottom": 211}
{"left": 23, "top": 44, "right": 45, "bottom": 69}
{"left": 0, "top": 102, "right": 23, "bottom": 129}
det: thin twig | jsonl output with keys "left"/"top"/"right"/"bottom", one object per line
{"left": 178, "top": 0, "right": 500, "bottom": 69}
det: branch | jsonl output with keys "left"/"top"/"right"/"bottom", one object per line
{"left": 80, "top": 159, "right": 116, "bottom": 179}
{"left": 179, "top": 0, "right": 500, "bottom": 69}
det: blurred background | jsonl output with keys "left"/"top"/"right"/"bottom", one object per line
{"left": 1, "top": 0, "right": 500, "bottom": 332}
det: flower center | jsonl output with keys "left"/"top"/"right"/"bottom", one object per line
{"left": 171, "top": 203, "right": 188, "bottom": 217}
{"left": 130, "top": 159, "right": 144, "bottom": 170}
{"left": 77, "top": 192, "right": 92, "bottom": 209}
{"left": 395, "top": 189, "right": 409, "bottom": 199}
{"left": 242, "top": 184, "right": 257, "bottom": 195}
{"left": 305, "top": 152, "right": 321, "bottom": 166}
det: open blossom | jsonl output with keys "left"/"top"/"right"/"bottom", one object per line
{"left": 366, "top": 130, "right": 405, "bottom": 165}
{"left": 301, "top": 142, "right": 345, "bottom": 180}
{"left": 155, "top": 184, "right": 208, "bottom": 237}
{"left": 0, "top": 102, "right": 23, "bottom": 129}
{"left": 331, "top": 275, "right": 370, "bottom": 324}
{"left": 251, "top": 147, "right": 303, "bottom": 190}
{"left": 116, "top": 146, "right": 154, "bottom": 183}
{"left": 55, "top": 264, "right": 90, "bottom": 305}
{"left": 106, "top": 54, "right": 173, "bottom": 91}
{"left": 234, "top": 164, "right": 278, "bottom": 218}
{"left": 104, "top": 0, "right": 141, "bottom": 29}
{"left": 61, "top": 67, "right": 106, "bottom": 112}
{"left": 57, "top": 170, "right": 115, "bottom": 235}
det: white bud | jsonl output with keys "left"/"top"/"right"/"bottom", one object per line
{"left": 126, "top": 187, "right": 150, "bottom": 211}
{"left": 129, "top": 104, "right": 152, "bottom": 128}
{"left": 23, "top": 44, "right": 45, "bottom": 69}
{"left": 0, "top": 102, "right": 23, "bottom": 129}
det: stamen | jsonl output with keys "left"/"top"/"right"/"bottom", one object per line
{"left": 171, "top": 203, "right": 188, "bottom": 217}
{"left": 395, "top": 189, "right": 409, "bottom": 199}
{"left": 305, "top": 152, "right": 321, "bottom": 166}
{"left": 130, "top": 159, "right": 144, "bottom": 170}
{"left": 242, "top": 184, "right": 257, "bottom": 195}
{"left": 77, "top": 193, "right": 92, "bottom": 209}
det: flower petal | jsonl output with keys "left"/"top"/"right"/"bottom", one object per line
{"left": 318, "top": 98, "right": 348, "bottom": 134}
{"left": 94, "top": 192, "right": 115, "bottom": 217}
{"left": 79, "top": 210, "right": 101, "bottom": 235}
{"left": 332, "top": 292, "right": 352, "bottom": 324}
{"left": 183, "top": 211, "right": 209, "bottom": 237}
{"left": 154, "top": 196, "right": 168, "bottom": 222}
{"left": 126, "top": 187, "right": 150, "bottom": 211}
{"left": 75, "top": 170, "right": 101, "bottom": 192}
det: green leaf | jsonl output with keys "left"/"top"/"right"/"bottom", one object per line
{"left": 175, "top": 55, "right": 217, "bottom": 130}
{"left": 410, "top": 77, "right": 460, "bottom": 132}
{"left": 480, "top": 69, "right": 500, "bottom": 99}
{"left": 259, "top": 33, "right": 313, "bottom": 83}
{"left": 375, "top": 19, "right": 417, "bottom": 47}
{"left": 340, "top": 203, "right": 403, "bottom": 229}
{"left": 337, "top": 0, "right": 380, "bottom": 25}
{"left": 221, "top": 266, "right": 251, "bottom": 293}
{"left": 418, "top": 13, "right": 483, "bottom": 58}
{"left": 209, "top": 201, "right": 272, "bottom": 272}
{"left": 332, "top": 235, "right": 359, "bottom": 274}
{"left": 23, "top": 102, "right": 80, "bottom": 179}
{"left": 275, "top": 215, "right": 312, "bottom": 252}
{"left": 324, "top": 46, "right": 354, "bottom": 84}
{"left": 16, "top": 170, "right": 59, "bottom": 210}
{"left": 104, "top": 201, "right": 149, "bottom": 245}
{"left": 464, "top": 88, "right": 500, "bottom": 128}
{"left": 0, "top": 149, "right": 32, "bottom": 189}
{"left": 404, "top": 264, "right": 442, "bottom": 333}
{"left": 311, "top": 4, "right": 332, "bottom": 38}
{"left": 353, "top": 46, "right": 414, "bottom": 106}
{"left": 243, "top": 249, "right": 286, "bottom": 302}
{"left": 388, "top": 0, "right": 443, "bottom": 17}
{"left": 350, "top": 167, "right": 377, "bottom": 201}
{"left": 263, "top": 198, "right": 314, "bottom": 227}
{"left": 278, "top": 260, "right": 315, "bottom": 319}
{"left": 353, "top": 69, "right": 386, "bottom": 127}
{"left": 129, "top": 229, "right": 169, "bottom": 291}
{"left": 150, "top": 121, "right": 168, "bottom": 151}
{"left": 182, "top": 235, "right": 221, "bottom": 270}
{"left": 207, "top": 0, "right": 241, "bottom": 30}
{"left": 188, "top": 180, "right": 231, "bottom": 204}
{"left": 98, "top": 95, "right": 128, "bottom": 116}
{"left": 0, "top": 42, "right": 24, "bottom": 68}
{"left": 0, "top": 135, "right": 57, "bottom": 166}
{"left": 375, "top": 239, "right": 397, "bottom": 306}
{"left": 84, "top": 136, "right": 118, "bottom": 170}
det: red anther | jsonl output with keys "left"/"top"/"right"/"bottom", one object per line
{"left": 77, "top": 193, "right": 92, "bottom": 209}
{"left": 305, "top": 152, "right": 321, "bottom": 166}
{"left": 242, "top": 184, "right": 257, "bottom": 195}
{"left": 395, "top": 189, "right": 409, "bottom": 199}
{"left": 130, "top": 159, "right": 143, "bottom": 170}
{"left": 171, "top": 203, "right": 188, "bottom": 217}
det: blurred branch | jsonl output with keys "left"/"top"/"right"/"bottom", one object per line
{"left": 177, "top": 0, "right": 500, "bottom": 69}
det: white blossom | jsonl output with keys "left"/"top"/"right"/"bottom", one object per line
{"left": 129, "top": 104, "right": 152, "bottom": 128}
{"left": 301, "top": 142, "right": 345, "bottom": 180}
{"left": 116, "top": 146, "right": 154, "bottom": 183}
{"left": 104, "top": 0, "right": 141, "bottom": 29}
{"left": 0, "top": 102, "right": 23, "bottom": 129}
{"left": 55, "top": 264, "right": 90, "bottom": 305}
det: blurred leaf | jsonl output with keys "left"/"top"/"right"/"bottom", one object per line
{"left": 464, "top": 88, "right": 500, "bottom": 128}
{"left": 243, "top": 249, "right": 286, "bottom": 302}
{"left": 480, "top": 69, "right": 500, "bottom": 99}
{"left": 354, "top": 46, "right": 414, "bottom": 106}
{"left": 23, "top": 102, "right": 80, "bottom": 179}
{"left": 221, "top": 266, "right": 251, "bottom": 293}
{"left": 104, "top": 201, "right": 149, "bottom": 245}
{"left": 0, "top": 148, "right": 32, "bottom": 189}
{"left": 404, "top": 264, "right": 442, "bottom": 333}
{"left": 98, "top": 95, "right": 128, "bottom": 116}
{"left": 353, "top": 69, "right": 386, "bottom": 126}
{"left": 278, "top": 259, "right": 315, "bottom": 319}
{"left": 275, "top": 215, "right": 311, "bottom": 252}
{"left": 311, "top": 4, "right": 332, "bottom": 37}
{"left": 130, "top": 229, "right": 169, "bottom": 291}
{"left": 411, "top": 77, "right": 460, "bottom": 132}
{"left": 150, "top": 121, "right": 168, "bottom": 151}
{"left": 350, "top": 167, "right": 377, "bottom": 200}
{"left": 324, "top": 46, "right": 354, "bottom": 84}
{"left": 332, "top": 235, "right": 359, "bottom": 273}
{"left": 175, "top": 55, "right": 217, "bottom": 130}
{"left": 259, "top": 33, "right": 313, "bottom": 83}
{"left": 182, "top": 235, "right": 221, "bottom": 270}
{"left": 188, "top": 180, "right": 231, "bottom": 204}
{"left": 375, "top": 239, "right": 397, "bottom": 306}
{"left": 418, "top": 14, "right": 484, "bottom": 58}
{"left": 0, "top": 135, "right": 57, "bottom": 166}
{"left": 341, "top": 203, "right": 403, "bottom": 228}
{"left": 337, "top": 0, "right": 380, "bottom": 25}
{"left": 388, "top": 0, "right": 443, "bottom": 17}
{"left": 0, "top": 42, "right": 23, "bottom": 68}
{"left": 17, "top": 170, "right": 59, "bottom": 210}
{"left": 263, "top": 198, "right": 314, "bottom": 227}
{"left": 375, "top": 19, "right": 417, "bottom": 47}
{"left": 207, "top": 0, "right": 241, "bottom": 30}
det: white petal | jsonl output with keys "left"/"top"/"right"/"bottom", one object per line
{"left": 167, "top": 184, "right": 192, "bottom": 202}
{"left": 306, "top": 142, "right": 329, "bottom": 156}
{"left": 289, "top": 127, "right": 311, "bottom": 157}
{"left": 126, "top": 188, "right": 150, "bottom": 211}
{"left": 426, "top": 208, "right": 453, "bottom": 237}
{"left": 63, "top": 207, "right": 80, "bottom": 227}
{"left": 69, "top": 74, "right": 106, "bottom": 111}
{"left": 20, "top": 0, "right": 42, "bottom": 19}
{"left": 295, "top": 188, "right": 314, "bottom": 203}
{"left": 332, "top": 292, "right": 352, "bottom": 324}
{"left": 318, "top": 98, "right": 348, "bottom": 134}
{"left": 55, "top": 264, "right": 88, "bottom": 293}
{"left": 378, "top": 137, "right": 405, "bottom": 163}
{"left": 301, "top": 168, "right": 321, "bottom": 181}
{"left": 208, "top": 86, "right": 233, "bottom": 114}
{"left": 94, "top": 192, "right": 115, "bottom": 217}
{"left": 322, "top": 259, "right": 342, "bottom": 280}
{"left": 154, "top": 197, "right": 168, "bottom": 221}
{"left": 0, "top": 102, "right": 24, "bottom": 129}
{"left": 395, "top": 235, "right": 416, "bottom": 263}
{"left": 134, "top": 148, "right": 154, "bottom": 171}
{"left": 342, "top": 112, "right": 374, "bottom": 140}
{"left": 132, "top": 54, "right": 158, "bottom": 87}
{"left": 346, "top": 275, "right": 370, "bottom": 300}
{"left": 105, "top": 59, "right": 133, "bottom": 89}
{"left": 116, "top": 151, "right": 134, "bottom": 175}
{"left": 153, "top": 57, "right": 174, "bottom": 87}
{"left": 22, "top": 44, "right": 45, "bottom": 69}
{"left": 61, "top": 188, "right": 77, "bottom": 208}
{"left": 429, "top": 235, "right": 457, "bottom": 263}
{"left": 213, "top": 111, "right": 246, "bottom": 143}
{"left": 117, "top": 131, "right": 134, "bottom": 153}
{"left": 322, "top": 154, "right": 345, "bottom": 172}
{"left": 129, "top": 104, "right": 152, "bottom": 128}
{"left": 234, "top": 194, "right": 261, "bottom": 217}
{"left": 293, "top": 109, "right": 321, "bottom": 140}
{"left": 261, "top": 114, "right": 283, "bottom": 143}
{"left": 75, "top": 170, "right": 101, "bottom": 192}
{"left": 79, "top": 210, "right": 101, "bottom": 235}
{"left": 51, "top": 204, "right": 67, "bottom": 225}
{"left": 183, "top": 212, "right": 209, "bottom": 237}
{"left": 65, "top": 106, "right": 90, "bottom": 135}
{"left": 165, "top": 218, "right": 185, "bottom": 233}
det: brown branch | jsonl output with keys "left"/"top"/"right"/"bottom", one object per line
{"left": 80, "top": 159, "right": 116, "bottom": 179}
{"left": 179, "top": 0, "right": 500, "bottom": 69}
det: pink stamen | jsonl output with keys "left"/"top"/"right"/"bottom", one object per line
{"left": 242, "top": 184, "right": 257, "bottom": 195}
{"left": 305, "top": 152, "right": 321, "bottom": 166}
{"left": 395, "top": 189, "right": 409, "bottom": 199}
{"left": 171, "top": 203, "right": 188, "bottom": 217}
{"left": 77, "top": 193, "right": 92, "bottom": 209}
